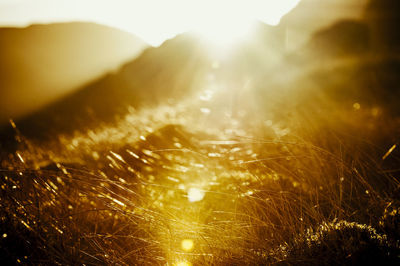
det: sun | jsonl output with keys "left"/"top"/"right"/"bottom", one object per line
{"left": 188, "top": 0, "right": 299, "bottom": 46}
{"left": 186, "top": 0, "right": 301, "bottom": 48}
{"left": 109, "top": 0, "right": 301, "bottom": 46}
{"left": 191, "top": 12, "right": 255, "bottom": 49}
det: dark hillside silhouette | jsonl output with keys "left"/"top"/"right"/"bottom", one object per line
{"left": 364, "top": 0, "right": 400, "bottom": 52}
{"left": 279, "top": 0, "right": 367, "bottom": 50}
{"left": 11, "top": 34, "right": 210, "bottom": 140}
{"left": 8, "top": 23, "right": 294, "bottom": 141}
{"left": 306, "top": 20, "right": 369, "bottom": 58}
{"left": 0, "top": 22, "right": 147, "bottom": 125}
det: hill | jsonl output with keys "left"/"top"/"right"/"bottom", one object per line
{"left": 363, "top": 0, "right": 400, "bottom": 52}
{"left": 8, "top": 22, "right": 294, "bottom": 141}
{"left": 9, "top": 34, "right": 210, "bottom": 140}
{"left": 0, "top": 22, "right": 147, "bottom": 124}
{"left": 279, "top": 0, "right": 368, "bottom": 50}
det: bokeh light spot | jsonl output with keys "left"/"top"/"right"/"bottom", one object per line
{"left": 187, "top": 188, "right": 205, "bottom": 202}
{"left": 181, "top": 239, "right": 194, "bottom": 251}
{"left": 176, "top": 261, "right": 192, "bottom": 266}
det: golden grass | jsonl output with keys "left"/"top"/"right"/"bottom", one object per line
{"left": 1, "top": 58, "right": 400, "bottom": 265}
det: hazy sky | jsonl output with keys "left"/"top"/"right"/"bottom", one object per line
{"left": 0, "top": 0, "right": 301, "bottom": 45}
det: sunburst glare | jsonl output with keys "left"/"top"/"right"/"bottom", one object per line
{"left": 189, "top": 0, "right": 301, "bottom": 50}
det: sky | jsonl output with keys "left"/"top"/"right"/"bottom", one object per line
{"left": 0, "top": 0, "right": 301, "bottom": 45}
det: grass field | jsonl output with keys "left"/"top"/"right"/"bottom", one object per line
{"left": 1, "top": 52, "right": 400, "bottom": 265}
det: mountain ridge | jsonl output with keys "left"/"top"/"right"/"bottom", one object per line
{"left": 0, "top": 21, "right": 148, "bottom": 124}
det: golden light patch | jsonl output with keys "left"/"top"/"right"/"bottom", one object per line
{"left": 181, "top": 239, "right": 194, "bottom": 251}
{"left": 175, "top": 261, "right": 192, "bottom": 266}
{"left": 187, "top": 188, "right": 205, "bottom": 202}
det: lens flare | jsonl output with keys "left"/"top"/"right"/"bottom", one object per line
{"left": 181, "top": 239, "right": 194, "bottom": 251}
{"left": 187, "top": 188, "right": 205, "bottom": 202}
{"left": 175, "top": 261, "right": 192, "bottom": 266}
